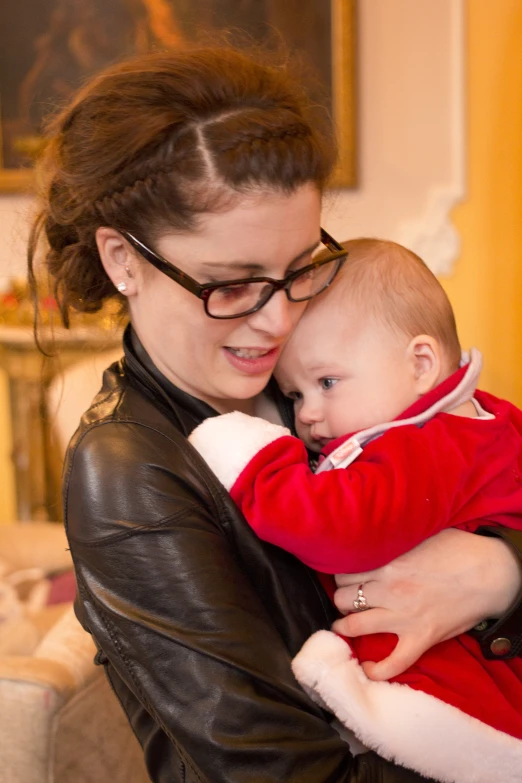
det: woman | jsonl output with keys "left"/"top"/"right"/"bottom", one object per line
{"left": 29, "top": 48, "right": 522, "bottom": 782}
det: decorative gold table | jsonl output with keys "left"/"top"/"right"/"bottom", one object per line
{"left": 0, "top": 326, "right": 121, "bottom": 521}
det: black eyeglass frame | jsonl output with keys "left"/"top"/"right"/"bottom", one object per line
{"left": 120, "top": 227, "right": 348, "bottom": 320}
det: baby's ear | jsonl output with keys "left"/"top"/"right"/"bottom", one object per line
{"left": 407, "top": 335, "right": 442, "bottom": 394}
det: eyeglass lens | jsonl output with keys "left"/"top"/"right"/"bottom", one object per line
{"left": 206, "top": 254, "right": 341, "bottom": 318}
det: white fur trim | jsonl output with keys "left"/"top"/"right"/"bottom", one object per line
{"left": 189, "top": 411, "right": 290, "bottom": 490}
{"left": 292, "top": 630, "right": 522, "bottom": 783}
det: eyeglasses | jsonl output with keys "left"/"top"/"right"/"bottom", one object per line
{"left": 120, "top": 227, "right": 348, "bottom": 319}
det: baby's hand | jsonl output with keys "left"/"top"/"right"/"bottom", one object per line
{"left": 189, "top": 411, "right": 290, "bottom": 490}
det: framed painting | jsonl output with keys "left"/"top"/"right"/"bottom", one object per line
{"left": 0, "top": 0, "right": 356, "bottom": 192}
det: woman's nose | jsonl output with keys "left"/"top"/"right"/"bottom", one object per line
{"left": 247, "top": 289, "right": 304, "bottom": 338}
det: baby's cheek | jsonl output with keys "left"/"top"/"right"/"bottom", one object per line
{"left": 295, "top": 419, "right": 309, "bottom": 443}
{"left": 329, "top": 401, "right": 357, "bottom": 436}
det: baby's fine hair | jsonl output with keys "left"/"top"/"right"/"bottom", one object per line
{"left": 332, "top": 238, "right": 462, "bottom": 370}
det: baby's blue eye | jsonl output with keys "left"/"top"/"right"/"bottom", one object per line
{"left": 320, "top": 378, "right": 338, "bottom": 390}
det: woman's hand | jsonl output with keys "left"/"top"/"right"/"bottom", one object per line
{"left": 332, "top": 528, "right": 522, "bottom": 681}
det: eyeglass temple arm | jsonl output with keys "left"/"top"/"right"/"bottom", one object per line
{"left": 320, "top": 227, "right": 345, "bottom": 253}
{"left": 121, "top": 230, "right": 204, "bottom": 297}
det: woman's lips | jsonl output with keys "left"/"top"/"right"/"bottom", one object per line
{"left": 223, "top": 346, "right": 280, "bottom": 375}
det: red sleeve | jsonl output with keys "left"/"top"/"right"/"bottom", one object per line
{"left": 230, "top": 424, "right": 476, "bottom": 573}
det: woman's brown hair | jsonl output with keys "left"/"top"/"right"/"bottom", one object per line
{"left": 28, "top": 46, "right": 336, "bottom": 328}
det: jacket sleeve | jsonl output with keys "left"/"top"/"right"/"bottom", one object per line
{"left": 473, "top": 526, "right": 522, "bottom": 660}
{"left": 64, "top": 421, "right": 432, "bottom": 783}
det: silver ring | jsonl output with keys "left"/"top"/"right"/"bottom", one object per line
{"left": 353, "top": 583, "right": 370, "bottom": 612}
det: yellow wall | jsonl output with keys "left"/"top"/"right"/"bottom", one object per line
{"left": 442, "top": 0, "right": 522, "bottom": 405}
{"left": 0, "top": 368, "right": 16, "bottom": 523}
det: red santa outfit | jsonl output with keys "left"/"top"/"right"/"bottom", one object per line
{"left": 189, "top": 349, "right": 522, "bottom": 783}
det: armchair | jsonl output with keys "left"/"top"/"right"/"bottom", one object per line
{"left": 0, "top": 606, "right": 150, "bottom": 783}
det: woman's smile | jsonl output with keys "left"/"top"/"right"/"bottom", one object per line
{"left": 223, "top": 345, "right": 281, "bottom": 375}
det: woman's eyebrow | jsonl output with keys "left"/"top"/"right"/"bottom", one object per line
{"left": 199, "top": 260, "right": 265, "bottom": 274}
{"left": 198, "top": 239, "right": 321, "bottom": 275}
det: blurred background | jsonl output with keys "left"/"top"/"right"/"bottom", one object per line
{"left": 0, "top": 0, "right": 520, "bottom": 523}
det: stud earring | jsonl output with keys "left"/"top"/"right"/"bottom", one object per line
{"left": 116, "top": 281, "right": 127, "bottom": 293}
{"left": 125, "top": 266, "right": 134, "bottom": 279}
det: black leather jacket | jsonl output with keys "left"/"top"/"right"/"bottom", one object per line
{"left": 65, "top": 327, "right": 522, "bottom": 782}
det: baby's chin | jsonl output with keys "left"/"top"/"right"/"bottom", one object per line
{"left": 305, "top": 442, "right": 323, "bottom": 454}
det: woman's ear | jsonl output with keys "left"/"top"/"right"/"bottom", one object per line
{"left": 407, "top": 335, "right": 442, "bottom": 395}
{"left": 95, "top": 227, "right": 138, "bottom": 296}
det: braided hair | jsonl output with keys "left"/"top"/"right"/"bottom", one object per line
{"left": 28, "top": 47, "right": 336, "bottom": 327}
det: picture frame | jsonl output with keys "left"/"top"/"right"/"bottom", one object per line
{"left": 0, "top": 0, "right": 356, "bottom": 193}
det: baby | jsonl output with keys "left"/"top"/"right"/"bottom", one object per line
{"left": 189, "top": 239, "right": 522, "bottom": 783}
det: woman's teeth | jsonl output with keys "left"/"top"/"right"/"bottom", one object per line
{"left": 228, "top": 348, "right": 270, "bottom": 359}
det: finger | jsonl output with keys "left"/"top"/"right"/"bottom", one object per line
{"left": 331, "top": 607, "right": 393, "bottom": 638}
{"left": 333, "top": 584, "right": 358, "bottom": 614}
{"left": 363, "top": 636, "right": 429, "bottom": 681}
{"left": 333, "top": 580, "right": 381, "bottom": 615}
{"left": 334, "top": 571, "right": 376, "bottom": 587}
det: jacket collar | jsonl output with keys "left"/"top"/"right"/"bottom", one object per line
{"left": 122, "top": 324, "right": 218, "bottom": 436}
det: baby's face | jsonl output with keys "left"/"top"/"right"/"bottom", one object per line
{"left": 275, "top": 303, "right": 420, "bottom": 452}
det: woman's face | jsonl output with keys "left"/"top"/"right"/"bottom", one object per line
{"left": 126, "top": 184, "right": 321, "bottom": 413}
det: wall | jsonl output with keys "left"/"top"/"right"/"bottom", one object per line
{"left": 0, "top": 372, "right": 15, "bottom": 522}
{"left": 324, "top": 0, "right": 464, "bottom": 275}
{"left": 443, "top": 0, "right": 522, "bottom": 404}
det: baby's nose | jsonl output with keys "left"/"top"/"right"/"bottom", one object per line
{"left": 297, "top": 399, "right": 322, "bottom": 424}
